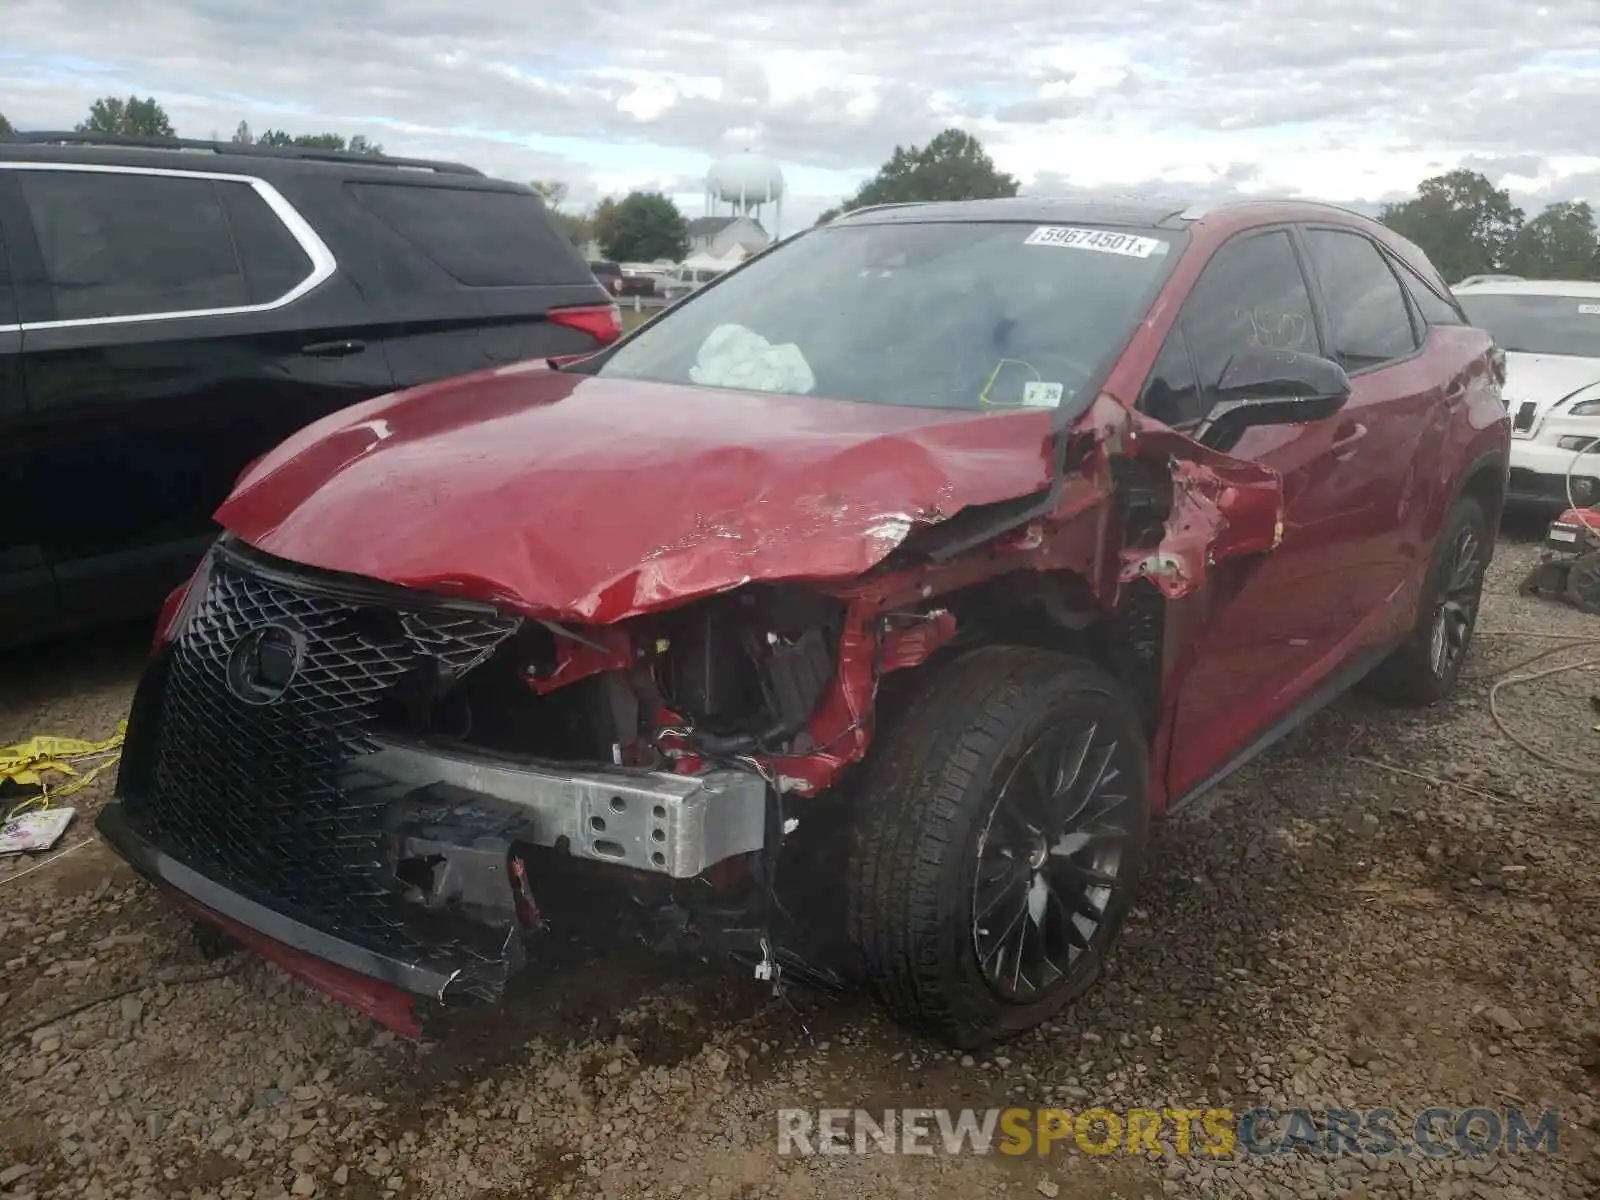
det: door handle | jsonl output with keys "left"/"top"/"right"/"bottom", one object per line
{"left": 1330, "top": 422, "right": 1368, "bottom": 457}
{"left": 300, "top": 339, "right": 366, "bottom": 358}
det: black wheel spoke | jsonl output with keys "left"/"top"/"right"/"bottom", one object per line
{"left": 1063, "top": 790, "right": 1127, "bottom": 839}
{"left": 974, "top": 861, "right": 1026, "bottom": 924}
{"left": 1429, "top": 525, "right": 1483, "bottom": 676}
{"left": 971, "top": 714, "right": 1137, "bottom": 1003}
{"left": 1043, "top": 872, "right": 1105, "bottom": 925}
{"left": 1054, "top": 859, "right": 1119, "bottom": 889}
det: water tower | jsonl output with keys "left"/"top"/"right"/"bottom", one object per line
{"left": 705, "top": 150, "right": 785, "bottom": 239}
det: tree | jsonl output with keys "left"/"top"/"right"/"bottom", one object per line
{"left": 256, "top": 128, "right": 383, "bottom": 155}
{"left": 0, "top": 112, "right": 12, "bottom": 137}
{"left": 595, "top": 191, "right": 689, "bottom": 261}
{"left": 1506, "top": 200, "right": 1600, "bottom": 279}
{"left": 1379, "top": 170, "right": 1523, "bottom": 283}
{"left": 819, "top": 128, "right": 1019, "bottom": 224}
{"left": 530, "top": 179, "right": 569, "bottom": 209}
{"left": 77, "top": 95, "right": 174, "bottom": 138}
{"left": 530, "top": 180, "right": 592, "bottom": 246}
{"left": 231, "top": 121, "right": 253, "bottom": 144}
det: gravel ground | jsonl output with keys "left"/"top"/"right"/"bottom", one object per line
{"left": 3, "top": 520, "right": 1598, "bottom": 1200}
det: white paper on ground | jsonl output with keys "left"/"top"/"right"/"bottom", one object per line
{"left": 0, "top": 807, "right": 76, "bottom": 855}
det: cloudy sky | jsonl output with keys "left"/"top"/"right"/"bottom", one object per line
{"left": 6, "top": 0, "right": 1600, "bottom": 230}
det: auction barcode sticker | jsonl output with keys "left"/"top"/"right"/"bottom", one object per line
{"left": 1024, "top": 226, "right": 1165, "bottom": 257}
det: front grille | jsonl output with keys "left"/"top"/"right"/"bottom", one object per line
{"left": 1512, "top": 401, "right": 1538, "bottom": 433}
{"left": 124, "top": 545, "right": 521, "bottom": 986}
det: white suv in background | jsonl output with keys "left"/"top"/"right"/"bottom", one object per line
{"left": 1455, "top": 279, "right": 1600, "bottom": 509}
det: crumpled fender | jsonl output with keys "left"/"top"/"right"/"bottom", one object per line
{"left": 1116, "top": 419, "right": 1286, "bottom": 600}
{"left": 761, "top": 398, "right": 1287, "bottom": 794}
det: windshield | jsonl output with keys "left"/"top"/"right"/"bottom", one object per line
{"left": 594, "top": 221, "right": 1178, "bottom": 411}
{"left": 1457, "top": 293, "right": 1600, "bottom": 358}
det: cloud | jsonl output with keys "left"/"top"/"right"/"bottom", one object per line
{"left": 2, "top": 0, "right": 1599, "bottom": 231}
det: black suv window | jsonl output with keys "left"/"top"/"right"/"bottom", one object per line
{"left": 1304, "top": 228, "right": 1417, "bottom": 369}
{"left": 349, "top": 183, "right": 592, "bottom": 287}
{"left": 1174, "top": 229, "right": 1319, "bottom": 409}
{"left": 19, "top": 171, "right": 252, "bottom": 321}
{"left": 1392, "top": 258, "right": 1463, "bottom": 328}
{"left": 216, "top": 182, "right": 313, "bottom": 305}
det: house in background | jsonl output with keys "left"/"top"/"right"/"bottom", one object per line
{"left": 686, "top": 216, "right": 770, "bottom": 260}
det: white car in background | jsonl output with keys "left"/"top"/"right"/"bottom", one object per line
{"left": 660, "top": 265, "right": 726, "bottom": 302}
{"left": 1454, "top": 279, "right": 1600, "bottom": 509}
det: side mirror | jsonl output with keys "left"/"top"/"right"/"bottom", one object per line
{"left": 1196, "top": 348, "right": 1352, "bottom": 450}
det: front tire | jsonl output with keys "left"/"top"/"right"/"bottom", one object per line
{"left": 846, "top": 646, "right": 1150, "bottom": 1049}
{"left": 1362, "top": 494, "right": 1489, "bottom": 707}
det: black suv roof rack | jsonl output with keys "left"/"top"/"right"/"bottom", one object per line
{"left": 3, "top": 131, "right": 483, "bottom": 175}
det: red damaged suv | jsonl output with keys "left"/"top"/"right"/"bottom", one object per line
{"left": 101, "top": 198, "right": 1509, "bottom": 1048}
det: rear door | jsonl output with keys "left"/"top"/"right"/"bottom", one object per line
{"left": 338, "top": 182, "right": 616, "bottom": 386}
{"left": 0, "top": 171, "right": 57, "bottom": 644}
{"left": 10, "top": 163, "right": 394, "bottom": 632}
{"left": 1296, "top": 224, "right": 1440, "bottom": 636}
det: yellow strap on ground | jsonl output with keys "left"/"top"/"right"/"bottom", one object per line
{"left": 0, "top": 722, "right": 126, "bottom": 813}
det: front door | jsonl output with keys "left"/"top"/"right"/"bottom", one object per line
{"left": 1145, "top": 227, "right": 1396, "bottom": 800}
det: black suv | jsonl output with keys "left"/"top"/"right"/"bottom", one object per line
{"left": 0, "top": 133, "right": 620, "bottom": 647}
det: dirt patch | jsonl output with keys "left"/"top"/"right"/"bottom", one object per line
{"left": 2, "top": 528, "right": 1597, "bottom": 1198}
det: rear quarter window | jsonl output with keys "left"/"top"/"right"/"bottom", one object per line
{"left": 348, "top": 183, "right": 591, "bottom": 287}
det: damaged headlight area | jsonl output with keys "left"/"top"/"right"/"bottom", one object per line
{"left": 102, "top": 540, "right": 853, "bottom": 1011}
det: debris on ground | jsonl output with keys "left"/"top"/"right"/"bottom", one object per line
{"left": 1, "top": 532, "right": 1597, "bottom": 1198}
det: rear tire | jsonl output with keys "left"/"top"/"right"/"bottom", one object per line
{"left": 1362, "top": 494, "right": 1489, "bottom": 707}
{"left": 845, "top": 646, "right": 1150, "bottom": 1049}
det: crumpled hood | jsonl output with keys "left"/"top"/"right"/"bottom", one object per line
{"left": 216, "top": 362, "right": 1056, "bottom": 623}
{"left": 1503, "top": 351, "right": 1600, "bottom": 417}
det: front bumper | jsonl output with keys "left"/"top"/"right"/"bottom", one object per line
{"left": 105, "top": 538, "right": 771, "bottom": 1019}
{"left": 1508, "top": 433, "right": 1600, "bottom": 506}
{"left": 103, "top": 747, "right": 769, "bottom": 1007}
{"left": 98, "top": 800, "right": 426, "bottom": 1034}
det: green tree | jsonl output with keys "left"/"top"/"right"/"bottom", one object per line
{"left": 595, "top": 191, "right": 689, "bottom": 261}
{"left": 1379, "top": 170, "right": 1524, "bottom": 283}
{"left": 530, "top": 180, "right": 593, "bottom": 247}
{"left": 231, "top": 120, "right": 253, "bottom": 144}
{"left": 77, "top": 95, "right": 174, "bottom": 138}
{"left": 1506, "top": 200, "right": 1600, "bottom": 279}
{"left": 256, "top": 128, "right": 383, "bottom": 155}
{"left": 818, "top": 128, "right": 1019, "bottom": 224}
{"left": 0, "top": 112, "right": 12, "bottom": 137}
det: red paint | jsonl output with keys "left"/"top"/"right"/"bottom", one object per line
{"left": 525, "top": 624, "right": 633, "bottom": 695}
{"left": 216, "top": 365, "right": 1054, "bottom": 624}
{"left": 879, "top": 610, "right": 960, "bottom": 673}
{"left": 169, "top": 887, "right": 421, "bottom": 1038}
{"left": 151, "top": 581, "right": 190, "bottom": 652}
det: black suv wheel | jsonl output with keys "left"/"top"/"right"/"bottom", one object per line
{"left": 846, "top": 646, "right": 1151, "bottom": 1048}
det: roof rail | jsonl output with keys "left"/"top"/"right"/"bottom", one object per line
{"left": 1, "top": 131, "right": 483, "bottom": 175}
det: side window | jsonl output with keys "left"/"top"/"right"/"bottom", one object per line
{"left": 1303, "top": 229, "right": 1417, "bottom": 370}
{"left": 18, "top": 171, "right": 250, "bottom": 321}
{"left": 216, "top": 182, "right": 314, "bottom": 305}
{"left": 1393, "top": 259, "right": 1464, "bottom": 327}
{"left": 1138, "top": 326, "right": 1204, "bottom": 426}
{"left": 1182, "top": 230, "right": 1318, "bottom": 398}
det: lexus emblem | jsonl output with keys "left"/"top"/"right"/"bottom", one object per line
{"left": 226, "top": 624, "right": 306, "bottom": 705}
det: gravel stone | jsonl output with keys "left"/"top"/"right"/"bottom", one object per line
{"left": 2, "top": 527, "right": 1595, "bottom": 1199}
